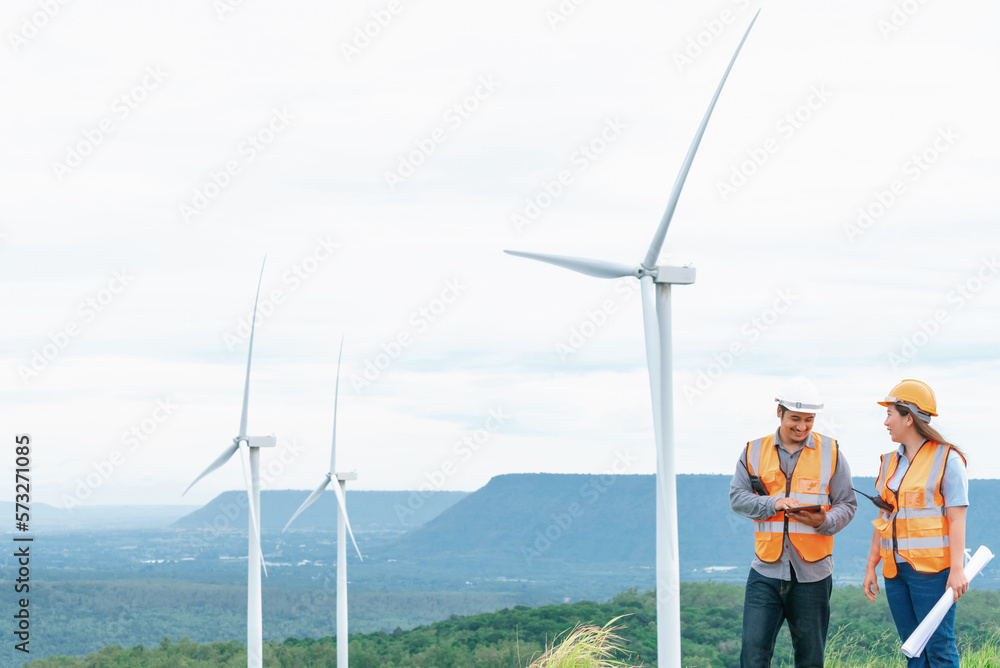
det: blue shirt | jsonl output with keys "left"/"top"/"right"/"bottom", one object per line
{"left": 882, "top": 442, "right": 968, "bottom": 507}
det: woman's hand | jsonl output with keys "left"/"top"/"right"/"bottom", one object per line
{"left": 863, "top": 567, "right": 880, "bottom": 602}
{"left": 863, "top": 528, "right": 882, "bottom": 603}
{"left": 946, "top": 505, "right": 968, "bottom": 602}
{"left": 947, "top": 569, "right": 969, "bottom": 602}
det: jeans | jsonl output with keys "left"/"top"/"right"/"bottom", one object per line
{"left": 741, "top": 567, "right": 831, "bottom": 668}
{"left": 884, "top": 561, "right": 960, "bottom": 668}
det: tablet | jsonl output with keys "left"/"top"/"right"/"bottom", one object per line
{"left": 783, "top": 504, "right": 822, "bottom": 513}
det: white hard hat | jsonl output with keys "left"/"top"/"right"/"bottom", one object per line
{"left": 775, "top": 376, "right": 823, "bottom": 414}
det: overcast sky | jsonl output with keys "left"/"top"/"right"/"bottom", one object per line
{"left": 2, "top": 0, "right": 998, "bottom": 508}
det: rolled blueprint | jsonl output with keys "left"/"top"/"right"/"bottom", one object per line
{"left": 901, "top": 545, "right": 995, "bottom": 658}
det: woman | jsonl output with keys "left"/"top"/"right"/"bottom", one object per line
{"left": 862, "top": 379, "right": 968, "bottom": 667}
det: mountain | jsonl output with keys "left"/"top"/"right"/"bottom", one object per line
{"left": 376, "top": 473, "right": 1000, "bottom": 586}
{"left": 21, "top": 475, "right": 999, "bottom": 591}
{"left": 171, "top": 489, "right": 468, "bottom": 533}
{"left": 385, "top": 473, "right": 655, "bottom": 567}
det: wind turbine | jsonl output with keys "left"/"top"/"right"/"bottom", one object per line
{"left": 283, "top": 337, "right": 363, "bottom": 668}
{"left": 183, "top": 258, "right": 276, "bottom": 668}
{"left": 505, "top": 13, "right": 759, "bottom": 668}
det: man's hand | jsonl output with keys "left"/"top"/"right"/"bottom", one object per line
{"left": 774, "top": 498, "right": 826, "bottom": 527}
{"left": 774, "top": 497, "right": 800, "bottom": 511}
{"left": 788, "top": 506, "right": 826, "bottom": 528}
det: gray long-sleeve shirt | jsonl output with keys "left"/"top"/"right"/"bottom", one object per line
{"left": 729, "top": 429, "right": 858, "bottom": 583}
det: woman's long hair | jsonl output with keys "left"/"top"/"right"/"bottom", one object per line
{"left": 896, "top": 404, "right": 966, "bottom": 459}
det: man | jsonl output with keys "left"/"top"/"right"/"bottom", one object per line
{"left": 730, "top": 376, "right": 857, "bottom": 668}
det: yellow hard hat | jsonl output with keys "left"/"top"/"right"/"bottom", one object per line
{"left": 878, "top": 379, "right": 938, "bottom": 422}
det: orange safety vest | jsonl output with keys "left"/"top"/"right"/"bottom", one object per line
{"left": 745, "top": 432, "right": 837, "bottom": 563}
{"left": 873, "top": 441, "right": 964, "bottom": 578}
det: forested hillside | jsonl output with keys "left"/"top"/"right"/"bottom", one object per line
{"left": 23, "top": 585, "right": 1000, "bottom": 667}
{"left": 16, "top": 580, "right": 532, "bottom": 661}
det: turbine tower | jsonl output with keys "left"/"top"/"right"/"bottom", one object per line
{"left": 184, "top": 259, "right": 276, "bottom": 668}
{"left": 283, "top": 338, "right": 363, "bottom": 667}
{"left": 505, "top": 13, "right": 759, "bottom": 667}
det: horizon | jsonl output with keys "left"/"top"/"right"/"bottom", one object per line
{"left": 14, "top": 471, "right": 1000, "bottom": 512}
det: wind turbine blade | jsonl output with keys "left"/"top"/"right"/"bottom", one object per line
{"left": 329, "top": 337, "right": 344, "bottom": 474}
{"left": 239, "top": 258, "right": 267, "bottom": 439}
{"left": 330, "top": 481, "right": 363, "bottom": 561}
{"left": 504, "top": 250, "right": 636, "bottom": 279}
{"left": 282, "top": 474, "right": 332, "bottom": 532}
{"left": 641, "top": 9, "right": 760, "bottom": 270}
{"left": 182, "top": 443, "right": 239, "bottom": 496}
{"left": 239, "top": 444, "right": 268, "bottom": 577}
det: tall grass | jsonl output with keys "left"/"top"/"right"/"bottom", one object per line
{"left": 959, "top": 625, "right": 1000, "bottom": 668}
{"left": 817, "top": 627, "right": 907, "bottom": 668}
{"left": 526, "top": 616, "right": 642, "bottom": 668}
{"left": 533, "top": 619, "right": 1000, "bottom": 667}
{"left": 777, "top": 624, "right": 1000, "bottom": 668}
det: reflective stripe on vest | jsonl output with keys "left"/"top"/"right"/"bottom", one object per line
{"left": 879, "top": 535, "right": 950, "bottom": 552}
{"left": 874, "top": 441, "right": 959, "bottom": 578}
{"left": 747, "top": 432, "right": 836, "bottom": 563}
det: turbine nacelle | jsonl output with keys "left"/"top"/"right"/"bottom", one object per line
{"left": 238, "top": 435, "right": 277, "bottom": 448}
{"left": 654, "top": 265, "right": 696, "bottom": 285}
